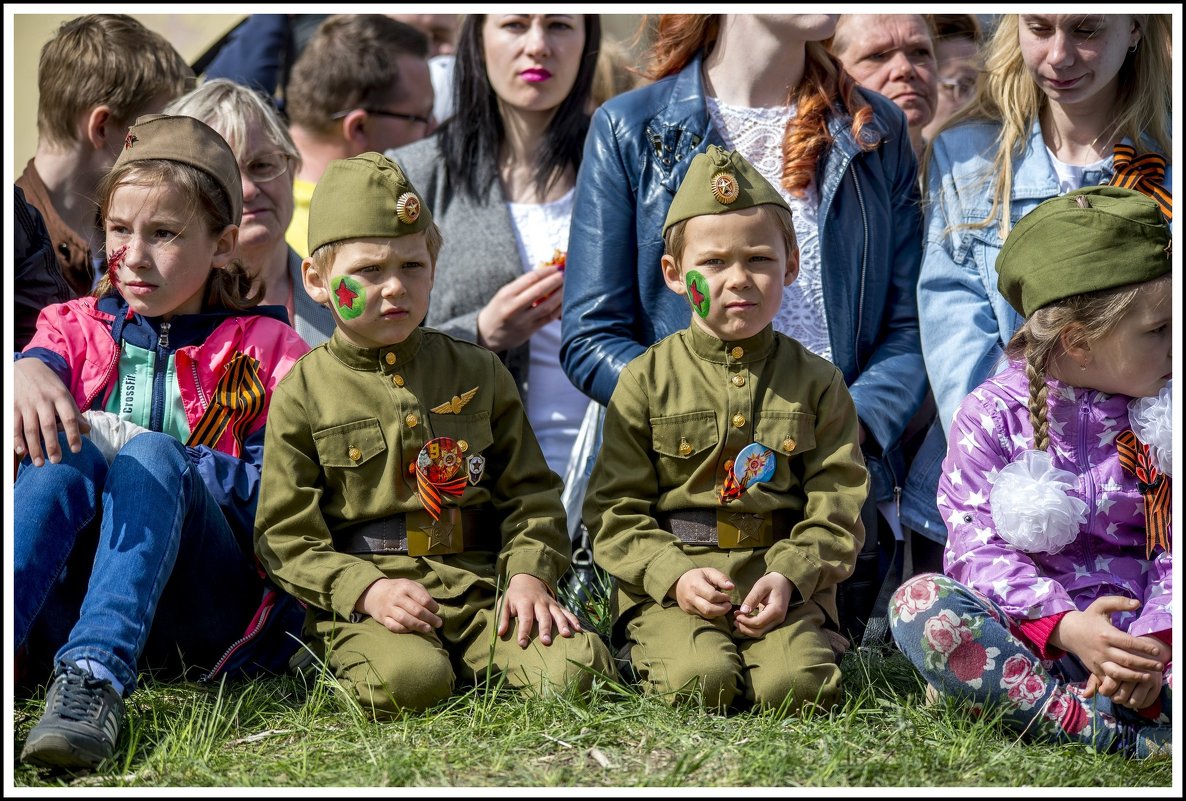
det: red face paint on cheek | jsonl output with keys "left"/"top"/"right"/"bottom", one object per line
{"left": 106, "top": 245, "right": 127, "bottom": 287}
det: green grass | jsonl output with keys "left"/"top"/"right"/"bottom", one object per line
{"left": 12, "top": 642, "right": 1173, "bottom": 789}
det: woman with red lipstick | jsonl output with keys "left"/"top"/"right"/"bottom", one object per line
{"left": 389, "top": 14, "right": 601, "bottom": 477}
{"left": 914, "top": 14, "right": 1171, "bottom": 540}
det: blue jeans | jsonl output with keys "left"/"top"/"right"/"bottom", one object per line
{"left": 14, "top": 432, "right": 261, "bottom": 693}
{"left": 889, "top": 573, "right": 1172, "bottom": 755}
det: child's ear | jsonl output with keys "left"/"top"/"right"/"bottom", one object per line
{"left": 340, "top": 109, "right": 369, "bottom": 150}
{"left": 784, "top": 244, "right": 801, "bottom": 287}
{"left": 1058, "top": 325, "right": 1092, "bottom": 369}
{"left": 211, "top": 224, "right": 238, "bottom": 269}
{"left": 302, "top": 259, "right": 329, "bottom": 305}
{"left": 84, "top": 104, "right": 113, "bottom": 152}
{"left": 660, "top": 253, "right": 687, "bottom": 297}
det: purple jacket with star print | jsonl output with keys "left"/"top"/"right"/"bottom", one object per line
{"left": 939, "top": 361, "right": 1171, "bottom": 639}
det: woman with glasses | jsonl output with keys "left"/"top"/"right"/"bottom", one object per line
{"left": 921, "top": 14, "right": 984, "bottom": 142}
{"left": 909, "top": 14, "right": 1172, "bottom": 541}
{"left": 389, "top": 14, "right": 601, "bottom": 477}
{"left": 165, "top": 79, "right": 334, "bottom": 346}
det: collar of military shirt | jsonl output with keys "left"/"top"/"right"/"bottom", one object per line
{"left": 327, "top": 326, "right": 425, "bottom": 371}
{"left": 684, "top": 321, "right": 775, "bottom": 365}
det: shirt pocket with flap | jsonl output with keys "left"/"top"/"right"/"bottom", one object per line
{"left": 650, "top": 410, "right": 718, "bottom": 488}
{"left": 755, "top": 411, "right": 816, "bottom": 486}
{"left": 313, "top": 418, "right": 388, "bottom": 502}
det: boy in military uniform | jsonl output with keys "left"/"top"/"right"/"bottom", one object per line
{"left": 584, "top": 145, "right": 869, "bottom": 714}
{"left": 254, "top": 152, "right": 612, "bottom": 716}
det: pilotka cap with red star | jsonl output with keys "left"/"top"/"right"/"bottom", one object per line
{"left": 662, "top": 144, "right": 791, "bottom": 236}
{"left": 307, "top": 151, "right": 433, "bottom": 255}
{"left": 114, "top": 114, "right": 243, "bottom": 225}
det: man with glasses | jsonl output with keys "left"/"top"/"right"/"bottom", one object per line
{"left": 284, "top": 15, "right": 434, "bottom": 258}
{"left": 921, "top": 14, "right": 984, "bottom": 143}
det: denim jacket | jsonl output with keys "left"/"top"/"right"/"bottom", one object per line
{"left": 906, "top": 118, "right": 1170, "bottom": 539}
{"left": 560, "top": 56, "right": 927, "bottom": 508}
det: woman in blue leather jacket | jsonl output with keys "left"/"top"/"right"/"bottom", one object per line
{"left": 560, "top": 14, "right": 930, "bottom": 640}
{"left": 905, "top": 13, "right": 1171, "bottom": 540}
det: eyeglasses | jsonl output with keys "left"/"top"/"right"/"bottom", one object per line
{"left": 240, "top": 151, "right": 294, "bottom": 184}
{"left": 938, "top": 76, "right": 977, "bottom": 102}
{"left": 329, "top": 107, "right": 431, "bottom": 127}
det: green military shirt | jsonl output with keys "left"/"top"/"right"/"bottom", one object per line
{"left": 255, "top": 326, "right": 570, "bottom": 620}
{"left": 584, "top": 323, "right": 869, "bottom": 629}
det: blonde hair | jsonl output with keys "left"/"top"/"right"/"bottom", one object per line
{"left": 307, "top": 222, "right": 445, "bottom": 279}
{"left": 925, "top": 14, "right": 1171, "bottom": 238}
{"left": 663, "top": 205, "right": 798, "bottom": 264}
{"left": 95, "top": 160, "right": 259, "bottom": 312}
{"left": 1004, "top": 274, "right": 1170, "bottom": 452}
{"left": 36, "top": 15, "right": 193, "bottom": 149}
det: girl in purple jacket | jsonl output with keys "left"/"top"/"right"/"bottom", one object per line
{"left": 889, "top": 186, "right": 1172, "bottom": 759}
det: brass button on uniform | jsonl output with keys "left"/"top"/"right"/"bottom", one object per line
{"left": 782, "top": 437, "right": 796, "bottom": 453}
{"left": 732, "top": 413, "right": 746, "bottom": 429}
{"left": 730, "top": 346, "right": 744, "bottom": 359}
{"left": 678, "top": 437, "right": 692, "bottom": 456}
{"left": 405, "top": 413, "right": 419, "bottom": 428}
{"left": 731, "top": 374, "right": 745, "bottom": 387}
{"left": 392, "top": 374, "right": 405, "bottom": 387}
{"left": 458, "top": 439, "right": 469, "bottom": 453}
{"left": 348, "top": 446, "right": 362, "bottom": 462}
{"left": 385, "top": 352, "right": 397, "bottom": 365}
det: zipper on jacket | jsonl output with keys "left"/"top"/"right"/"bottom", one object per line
{"left": 149, "top": 321, "right": 171, "bottom": 431}
{"left": 199, "top": 592, "right": 276, "bottom": 682}
{"left": 192, "top": 361, "right": 208, "bottom": 411}
{"left": 851, "top": 171, "right": 869, "bottom": 371}
{"left": 1077, "top": 395, "right": 1097, "bottom": 539}
{"left": 83, "top": 346, "right": 122, "bottom": 411}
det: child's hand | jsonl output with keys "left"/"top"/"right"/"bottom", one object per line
{"left": 497, "top": 573, "right": 582, "bottom": 648}
{"left": 356, "top": 577, "right": 442, "bottom": 634}
{"left": 1090, "top": 635, "right": 1170, "bottom": 708}
{"left": 732, "top": 572, "right": 793, "bottom": 638}
{"left": 476, "top": 266, "right": 565, "bottom": 352}
{"left": 14, "top": 358, "right": 89, "bottom": 467}
{"left": 670, "top": 567, "right": 735, "bottom": 619}
{"left": 1052, "top": 596, "right": 1165, "bottom": 685}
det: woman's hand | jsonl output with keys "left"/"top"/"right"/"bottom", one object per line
{"left": 476, "top": 264, "right": 565, "bottom": 352}
{"left": 497, "top": 572, "right": 582, "bottom": 648}
{"left": 14, "top": 358, "right": 88, "bottom": 466}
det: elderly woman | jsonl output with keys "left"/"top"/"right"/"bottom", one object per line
{"left": 164, "top": 79, "right": 334, "bottom": 345}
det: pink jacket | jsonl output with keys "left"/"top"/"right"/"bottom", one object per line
{"left": 23, "top": 296, "right": 309, "bottom": 458}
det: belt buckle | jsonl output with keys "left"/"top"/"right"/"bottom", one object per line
{"left": 407, "top": 507, "right": 464, "bottom": 556}
{"left": 716, "top": 509, "right": 773, "bottom": 549}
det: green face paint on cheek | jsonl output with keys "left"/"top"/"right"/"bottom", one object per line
{"left": 686, "top": 270, "right": 710, "bottom": 318}
{"left": 331, "top": 275, "right": 366, "bottom": 320}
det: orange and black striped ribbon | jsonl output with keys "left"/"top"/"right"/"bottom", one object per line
{"left": 416, "top": 470, "right": 467, "bottom": 521}
{"left": 1109, "top": 143, "right": 1172, "bottom": 222}
{"left": 186, "top": 352, "right": 265, "bottom": 453}
{"left": 1116, "top": 429, "right": 1170, "bottom": 558}
{"left": 718, "top": 458, "right": 743, "bottom": 505}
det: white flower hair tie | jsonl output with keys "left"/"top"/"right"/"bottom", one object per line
{"left": 989, "top": 450, "right": 1088, "bottom": 554}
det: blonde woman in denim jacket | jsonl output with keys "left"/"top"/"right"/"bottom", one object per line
{"left": 909, "top": 14, "right": 1171, "bottom": 539}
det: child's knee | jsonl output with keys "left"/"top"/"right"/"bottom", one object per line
{"left": 116, "top": 431, "right": 185, "bottom": 466}
{"left": 889, "top": 572, "right": 958, "bottom": 630}
{"left": 751, "top": 662, "right": 842, "bottom": 714}
{"left": 344, "top": 651, "right": 454, "bottom": 716}
{"left": 643, "top": 649, "right": 741, "bottom": 709}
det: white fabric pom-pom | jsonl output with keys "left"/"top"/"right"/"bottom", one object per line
{"left": 989, "top": 450, "right": 1088, "bottom": 554}
{"left": 1129, "top": 380, "right": 1172, "bottom": 476}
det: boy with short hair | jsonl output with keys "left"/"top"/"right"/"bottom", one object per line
{"left": 254, "top": 152, "right": 612, "bottom": 716}
{"left": 17, "top": 14, "right": 193, "bottom": 297}
{"left": 584, "top": 145, "right": 869, "bottom": 714}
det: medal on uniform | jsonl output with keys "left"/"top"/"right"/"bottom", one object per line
{"left": 414, "top": 437, "right": 468, "bottom": 521}
{"left": 733, "top": 443, "right": 775, "bottom": 489}
{"left": 466, "top": 453, "right": 486, "bottom": 485}
{"left": 686, "top": 271, "right": 710, "bottom": 318}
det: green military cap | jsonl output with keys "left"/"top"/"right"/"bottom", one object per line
{"left": 997, "top": 186, "right": 1171, "bottom": 317}
{"left": 308, "top": 152, "right": 432, "bottom": 254}
{"left": 663, "top": 144, "right": 791, "bottom": 235}
{"left": 114, "top": 114, "right": 243, "bottom": 225}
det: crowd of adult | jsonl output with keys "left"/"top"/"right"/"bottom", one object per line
{"left": 13, "top": 10, "right": 1173, "bottom": 769}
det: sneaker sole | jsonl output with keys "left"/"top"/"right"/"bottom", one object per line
{"left": 20, "top": 730, "right": 109, "bottom": 771}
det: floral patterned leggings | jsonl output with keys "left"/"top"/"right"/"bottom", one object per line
{"left": 889, "top": 573, "right": 1172, "bottom": 756}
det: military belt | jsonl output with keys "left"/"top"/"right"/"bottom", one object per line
{"left": 659, "top": 508, "right": 792, "bottom": 549}
{"left": 334, "top": 507, "right": 486, "bottom": 556}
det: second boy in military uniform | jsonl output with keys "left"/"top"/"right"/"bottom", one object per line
{"left": 584, "top": 146, "right": 869, "bottom": 714}
{"left": 255, "top": 153, "right": 612, "bottom": 715}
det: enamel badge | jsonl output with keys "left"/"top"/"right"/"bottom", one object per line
{"left": 415, "top": 437, "right": 468, "bottom": 520}
{"left": 467, "top": 453, "right": 486, "bottom": 485}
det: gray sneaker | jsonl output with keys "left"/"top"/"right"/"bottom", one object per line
{"left": 20, "top": 661, "right": 125, "bottom": 771}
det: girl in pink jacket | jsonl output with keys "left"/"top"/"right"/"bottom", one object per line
{"left": 15, "top": 115, "right": 308, "bottom": 772}
{"left": 890, "top": 186, "right": 1172, "bottom": 759}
